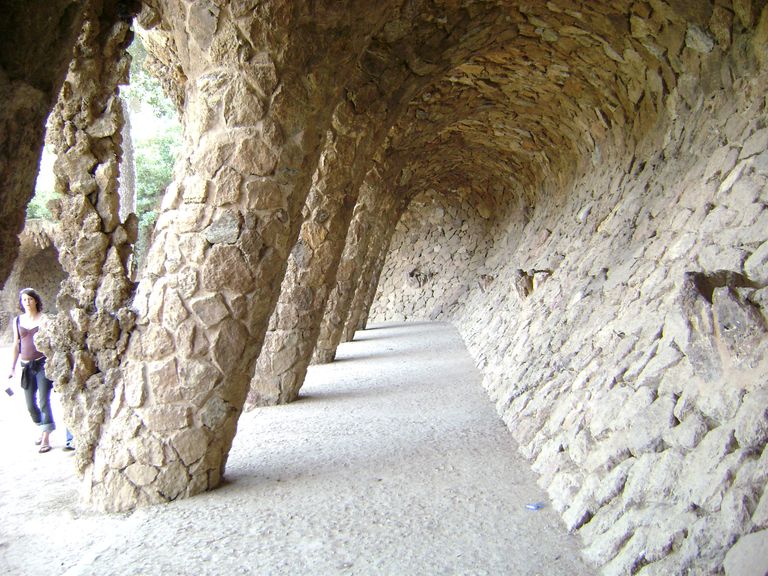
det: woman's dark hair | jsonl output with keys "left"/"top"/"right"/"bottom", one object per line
{"left": 18, "top": 288, "right": 43, "bottom": 313}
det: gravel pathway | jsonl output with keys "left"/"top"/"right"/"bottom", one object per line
{"left": 0, "top": 321, "right": 592, "bottom": 575}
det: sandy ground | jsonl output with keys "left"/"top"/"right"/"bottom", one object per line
{"left": 0, "top": 321, "right": 593, "bottom": 576}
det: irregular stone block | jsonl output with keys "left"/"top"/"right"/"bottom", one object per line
{"left": 211, "top": 318, "right": 248, "bottom": 373}
{"left": 213, "top": 166, "right": 243, "bottom": 206}
{"left": 594, "top": 458, "right": 635, "bottom": 507}
{"left": 733, "top": 389, "right": 768, "bottom": 450}
{"left": 124, "top": 363, "right": 146, "bottom": 408}
{"left": 547, "top": 469, "right": 583, "bottom": 513}
{"left": 204, "top": 209, "right": 241, "bottom": 244}
{"left": 712, "top": 286, "right": 767, "bottom": 368}
{"left": 162, "top": 288, "right": 190, "bottom": 330}
{"left": 202, "top": 244, "right": 255, "bottom": 293}
{"left": 664, "top": 411, "right": 708, "bottom": 450}
{"left": 140, "top": 324, "right": 175, "bottom": 360}
{"left": 178, "top": 359, "right": 220, "bottom": 398}
{"left": 709, "top": 5, "right": 733, "bottom": 47}
{"left": 182, "top": 175, "right": 209, "bottom": 204}
{"left": 723, "top": 529, "right": 768, "bottom": 576}
{"left": 190, "top": 294, "right": 229, "bottom": 328}
{"left": 155, "top": 205, "right": 209, "bottom": 235}
{"left": 231, "top": 137, "right": 278, "bottom": 176}
{"left": 127, "top": 434, "right": 166, "bottom": 468}
{"left": 187, "top": 0, "right": 219, "bottom": 53}
{"left": 582, "top": 507, "right": 638, "bottom": 568}
{"left": 614, "top": 386, "right": 656, "bottom": 432}
{"left": 627, "top": 396, "right": 677, "bottom": 455}
{"left": 74, "top": 232, "right": 110, "bottom": 277}
{"left": 178, "top": 234, "right": 208, "bottom": 266}
{"left": 153, "top": 459, "right": 190, "bottom": 501}
{"left": 681, "top": 427, "right": 741, "bottom": 512}
{"left": 125, "top": 463, "right": 159, "bottom": 487}
{"left": 685, "top": 24, "right": 714, "bottom": 53}
{"left": 745, "top": 239, "right": 768, "bottom": 285}
{"left": 224, "top": 79, "right": 265, "bottom": 127}
{"left": 623, "top": 450, "right": 683, "bottom": 507}
{"left": 635, "top": 344, "right": 684, "bottom": 389}
{"left": 245, "top": 178, "right": 285, "bottom": 210}
{"left": 96, "top": 470, "right": 139, "bottom": 513}
{"left": 139, "top": 405, "right": 191, "bottom": 432}
{"left": 147, "top": 359, "right": 181, "bottom": 404}
{"left": 200, "top": 394, "right": 229, "bottom": 430}
{"left": 676, "top": 273, "right": 722, "bottom": 380}
{"left": 172, "top": 427, "right": 209, "bottom": 466}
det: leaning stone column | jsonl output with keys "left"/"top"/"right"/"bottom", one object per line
{"left": 75, "top": 6, "right": 335, "bottom": 511}
{"left": 311, "top": 183, "right": 378, "bottom": 364}
{"left": 342, "top": 194, "right": 407, "bottom": 342}
{"left": 343, "top": 231, "right": 391, "bottom": 342}
{"left": 353, "top": 235, "right": 393, "bottom": 334}
{"left": 39, "top": 0, "right": 138, "bottom": 483}
{"left": 248, "top": 101, "right": 385, "bottom": 405}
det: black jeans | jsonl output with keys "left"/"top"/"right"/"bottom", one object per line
{"left": 21, "top": 359, "right": 56, "bottom": 433}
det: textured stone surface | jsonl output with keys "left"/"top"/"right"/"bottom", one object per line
{"left": 0, "top": 1, "right": 767, "bottom": 573}
{"left": 369, "top": 6, "right": 768, "bottom": 574}
{"left": 724, "top": 529, "right": 768, "bottom": 576}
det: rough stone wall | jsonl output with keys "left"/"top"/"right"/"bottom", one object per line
{"left": 371, "top": 63, "right": 768, "bottom": 576}
{"left": 370, "top": 189, "right": 502, "bottom": 323}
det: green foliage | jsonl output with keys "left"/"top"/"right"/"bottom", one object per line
{"left": 31, "top": 145, "right": 58, "bottom": 220}
{"left": 27, "top": 184, "right": 56, "bottom": 219}
{"left": 135, "top": 127, "right": 181, "bottom": 223}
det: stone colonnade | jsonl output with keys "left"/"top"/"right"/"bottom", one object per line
{"left": 37, "top": 0, "right": 443, "bottom": 510}
{"left": 0, "top": 1, "right": 766, "bottom": 573}
{"left": 247, "top": 100, "right": 386, "bottom": 406}
{"left": 246, "top": 2, "right": 516, "bottom": 405}
{"left": 46, "top": 1, "right": 359, "bottom": 509}
{"left": 312, "top": 176, "right": 399, "bottom": 365}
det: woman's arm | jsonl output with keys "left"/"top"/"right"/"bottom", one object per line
{"left": 8, "top": 316, "right": 20, "bottom": 379}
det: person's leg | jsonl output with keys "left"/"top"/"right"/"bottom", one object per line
{"left": 65, "top": 428, "right": 74, "bottom": 450}
{"left": 23, "top": 371, "right": 42, "bottom": 442}
{"left": 35, "top": 368, "right": 55, "bottom": 452}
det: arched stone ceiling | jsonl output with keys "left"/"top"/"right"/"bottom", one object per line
{"left": 373, "top": 0, "right": 719, "bottom": 221}
{"left": 140, "top": 1, "right": 714, "bottom": 218}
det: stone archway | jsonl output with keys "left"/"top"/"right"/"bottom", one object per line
{"left": 0, "top": 1, "right": 767, "bottom": 573}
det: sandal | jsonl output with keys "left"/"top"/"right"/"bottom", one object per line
{"left": 39, "top": 445, "right": 51, "bottom": 453}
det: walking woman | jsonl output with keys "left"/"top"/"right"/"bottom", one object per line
{"left": 7, "top": 288, "right": 56, "bottom": 453}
